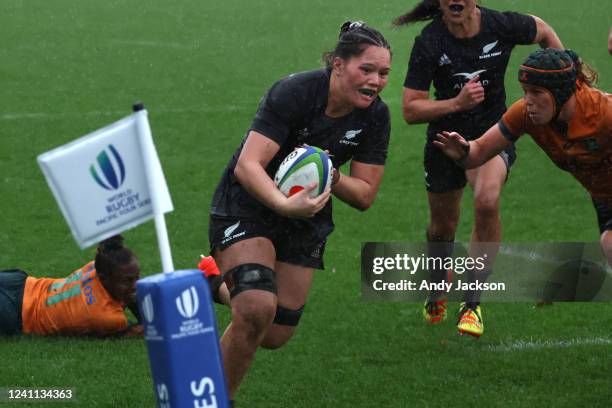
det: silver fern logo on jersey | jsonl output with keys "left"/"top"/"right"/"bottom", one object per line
{"left": 480, "top": 40, "right": 502, "bottom": 59}
{"left": 176, "top": 286, "right": 199, "bottom": 319}
{"left": 224, "top": 221, "right": 240, "bottom": 238}
{"left": 340, "top": 129, "right": 362, "bottom": 146}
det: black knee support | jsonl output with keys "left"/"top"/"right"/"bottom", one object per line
{"left": 206, "top": 275, "right": 224, "bottom": 304}
{"left": 229, "top": 263, "right": 277, "bottom": 299}
{"left": 273, "top": 305, "right": 305, "bottom": 326}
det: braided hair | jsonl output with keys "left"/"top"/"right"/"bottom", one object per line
{"left": 322, "top": 21, "right": 391, "bottom": 69}
{"left": 95, "top": 235, "right": 139, "bottom": 293}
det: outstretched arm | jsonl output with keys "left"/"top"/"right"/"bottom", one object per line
{"left": 531, "top": 15, "right": 563, "bottom": 49}
{"left": 434, "top": 124, "right": 512, "bottom": 169}
{"left": 608, "top": 27, "right": 612, "bottom": 55}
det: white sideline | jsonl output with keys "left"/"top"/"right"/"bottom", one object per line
{"left": 489, "top": 337, "right": 612, "bottom": 352}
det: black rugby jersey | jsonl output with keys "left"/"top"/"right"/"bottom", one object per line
{"left": 211, "top": 68, "right": 391, "bottom": 219}
{"left": 404, "top": 7, "right": 536, "bottom": 139}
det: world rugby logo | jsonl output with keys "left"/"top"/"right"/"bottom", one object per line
{"left": 142, "top": 294, "right": 154, "bottom": 323}
{"left": 89, "top": 144, "right": 126, "bottom": 190}
{"left": 176, "top": 286, "right": 199, "bottom": 319}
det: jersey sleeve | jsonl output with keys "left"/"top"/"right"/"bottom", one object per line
{"left": 403, "top": 35, "right": 435, "bottom": 91}
{"left": 498, "top": 99, "right": 527, "bottom": 142}
{"left": 489, "top": 10, "right": 536, "bottom": 45}
{"left": 353, "top": 103, "right": 391, "bottom": 165}
{"left": 249, "top": 76, "right": 302, "bottom": 146}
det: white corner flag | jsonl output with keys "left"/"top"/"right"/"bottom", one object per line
{"left": 37, "top": 104, "right": 175, "bottom": 272}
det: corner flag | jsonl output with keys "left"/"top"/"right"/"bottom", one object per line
{"left": 37, "top": 103, "right": 174, "bottom": 271}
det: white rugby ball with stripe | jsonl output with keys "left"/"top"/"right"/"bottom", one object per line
{"left": 274, "top": 146, "right": 333, "bottom": 198}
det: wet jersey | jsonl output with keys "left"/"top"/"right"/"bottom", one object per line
{"left": 210, "top": 68, "right": 391, "bottom": 223}
{"left": 500, "top": 82, "right": 612, "bottom": 205}
{"left": 21, "top": 261, "right": 127, "bottom": 336}
{"left": 404, "top": 7, "right": 536, "bottom": 139}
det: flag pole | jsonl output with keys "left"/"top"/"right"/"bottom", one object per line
{"left": 133, "top": 102, "right": 174, "bottom": 273}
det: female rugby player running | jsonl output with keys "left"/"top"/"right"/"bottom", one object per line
{"left": 207, "top": 21, "right": 392, "bottom": 402}
{"left": 394, "top": 0, "right": 562, "bottom": 337}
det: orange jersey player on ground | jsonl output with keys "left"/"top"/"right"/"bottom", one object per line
{"left": 435, "top": 48, "right": 612, "bottom": 266}
{"left": 0, "top": 235, "right": 141, "bottom": 336}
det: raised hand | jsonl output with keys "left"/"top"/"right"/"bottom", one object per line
{"left": 433, "top": 131, "right": 470, "bottom": 161}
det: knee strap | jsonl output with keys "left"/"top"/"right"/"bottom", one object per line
{"left": 206, "top": 275, "right": 224, "bottom": 304}
{"left": 229, "top": 263, "right": 277, "bottom": 299}
{"left": 273, "top": 305, "right": 305, "bottom": 326}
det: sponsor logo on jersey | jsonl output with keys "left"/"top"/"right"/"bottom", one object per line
{"left": 453, "top": 70, "right": 489, "bottom": 90}
{"left": 453, "top": 69, "right": 487, "bottom": 80}
{"left": 438, "top": 53, "right": 452, "bottom": 66}
{"left": 479, "top": 40, "right": 502, "bottom": 59}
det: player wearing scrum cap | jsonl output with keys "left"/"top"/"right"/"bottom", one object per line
{"left": 435, "top": 48, "right": 612, "bottom": 270}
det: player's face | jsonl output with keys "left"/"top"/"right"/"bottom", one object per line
{"left": 336, "top": 45, "right": 391, "bottom": 109}
{"left": 521, "top": 84, "right": 556, "bottom": 125}
{"left": 109, "top": 260, "right": 140, "bottom": 304}
{"left": 440, "top": 0, "right": 477, "bottom": 23}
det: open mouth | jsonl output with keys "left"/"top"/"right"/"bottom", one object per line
{"left": 359, "top": 88, "right": 376, "bottom": 98}
{"left": 449, "top": 4, "right": 465, "bottom": 13}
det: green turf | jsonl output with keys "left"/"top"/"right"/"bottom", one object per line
{"left": 1, "top": 0, "right": 611, "bottom": 406}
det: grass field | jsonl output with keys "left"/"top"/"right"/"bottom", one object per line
{"left": 1, "top": 0, "right": 611, "bottom": 406}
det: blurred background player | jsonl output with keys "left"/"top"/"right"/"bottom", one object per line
{"left": 435, "top": 48, "right": 612, "bottom": 268}
{"left": 207, "top": 21, "right": 392, "bottom": 401}
{"left": 393, "top": 0, "right": 562, "bottom": 337}
{"left": 0, "top": 235, "right": 141, "bottom": 337}
{"left": 608, "top": 27, "right": 612, "bottom": 55}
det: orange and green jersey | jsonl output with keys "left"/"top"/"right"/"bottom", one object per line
{"left": 21, "top": 261, "right": 128, "bottom": 336}
{"left": 500, "top": 82, "right": 612, "bottom": 205}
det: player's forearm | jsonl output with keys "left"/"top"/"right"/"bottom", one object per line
{"left": 403, "top": 98, "right": 460, "bottom": 124}
{"left": 234, "top": 160, "right": 286, "bottom": 213}
{"left": 332, "top": 172, "right": 376, "bottom": 211}
{"left": 457, "top": 139, "right": 501, "bottom": 169}
{"left": 532, "top": 16, "right": 563, "bottom": 49}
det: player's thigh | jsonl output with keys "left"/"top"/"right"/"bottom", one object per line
{"left": 274, "top": 261, "right": 315, "bottom": 309}
{"left": 466, "top": 154, "right": 507, "bottom": 203}
{"left": 212, "top": 237, "right": 276, "bottom": 273}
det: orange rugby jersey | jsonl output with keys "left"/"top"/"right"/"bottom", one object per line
{"left": 21, "top": 261, "right": 128, "bottom": 335}
{"left": 500, "top": 82, "right": 612, "bottom": 205}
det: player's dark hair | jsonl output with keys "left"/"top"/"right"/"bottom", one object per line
{"left": 393, "top": 0, "right": 442, "bottom": 26}
{"left": 322, "top": 21, "right": 391, "bottom": 69}
{"left": 95, "top": 235, "right": 138, "bottom": 283}
{"left": 566, "top": 49, "right": 598, "bottom": 86}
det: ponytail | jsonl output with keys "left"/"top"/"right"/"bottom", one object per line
{"left": 392, "top": 0, "right": 441, "bottom": 27}
{"left": 565, "top": 49, "right": 598, "bottom": 86}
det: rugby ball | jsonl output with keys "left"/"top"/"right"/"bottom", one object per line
{"left": 274, "top": 146, "right": 333, "bottom": 198}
